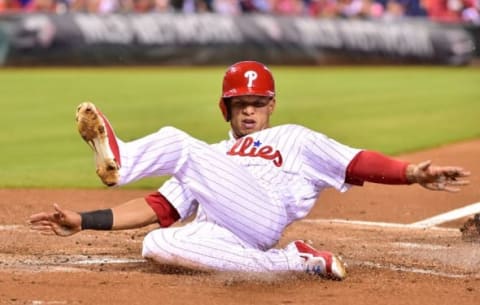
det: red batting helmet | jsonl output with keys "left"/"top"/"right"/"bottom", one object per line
{"left": 219, "top": 61, "right": 275, "bottom": 121}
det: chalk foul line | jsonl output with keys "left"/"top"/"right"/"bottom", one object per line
{"left": 302, "top": 201, "right": 480, "bottom": 231}
{"left": 348, "top": 260, "right": 473, "bottom": 279}
{"left": 410, "top": 202, "right": 480, "bottom": 228}
{"left": 301, "top": 218, "right": 458, "bottom": 232}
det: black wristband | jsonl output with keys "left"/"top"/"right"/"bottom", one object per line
{"left": 80, "top": 209, "right": 113, "bottom": 230}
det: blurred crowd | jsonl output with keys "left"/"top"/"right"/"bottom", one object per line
{"left": 0, "top": 0, "right": 479, "bottom": 24}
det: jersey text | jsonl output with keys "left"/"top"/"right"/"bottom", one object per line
{"left": 227, "top": 136, "right": 283, "bottom": 167}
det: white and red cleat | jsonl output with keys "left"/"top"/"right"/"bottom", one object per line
{"left": 75, "top": 102, "right": 121, "bottom": 187}
{"left": 293, "top": 240, "right": 347, "bottom": 280}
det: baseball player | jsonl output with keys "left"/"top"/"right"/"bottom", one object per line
{"left": 29, "top": 61, "right": 470, "bottom": 280}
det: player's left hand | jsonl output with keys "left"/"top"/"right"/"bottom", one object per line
{"left": 407, "top": 160, "right": 470, "bottom": 192}
{"left": 28, "top": 203, "right": 82, "bottom": 236}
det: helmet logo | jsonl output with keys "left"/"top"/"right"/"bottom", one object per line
{"left": 244, "top": 70, "right": 258, "bottom": 88}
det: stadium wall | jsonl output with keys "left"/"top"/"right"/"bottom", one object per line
{"left": 0, "top": 13, "right": 477, "bottom": 66}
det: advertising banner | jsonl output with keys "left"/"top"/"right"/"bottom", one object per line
{"left": 0, "top": 13, "right": 475, "bottom": 66}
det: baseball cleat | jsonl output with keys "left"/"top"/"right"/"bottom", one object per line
{"left": 293, "top": 240, "right": 347, "bottom": 280}
{"left": 75, "top": 102, "right": 121, "bottom": 187}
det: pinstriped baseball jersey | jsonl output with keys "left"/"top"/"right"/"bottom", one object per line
{"left": 211, "top": 124, "right": 361, "bottom": 223}
{"left": 117, "top": 124, "right": 361, "bottom": 249}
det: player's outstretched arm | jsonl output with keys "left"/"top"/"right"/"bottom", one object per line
{"left": 29, "top": 198, "right": 159, "bottom": 237}
{"left": 406, "top": 160, "right": 470, "bottom": 192}
{"left": 345, "top": 151, "right": 470, "bottom": 192}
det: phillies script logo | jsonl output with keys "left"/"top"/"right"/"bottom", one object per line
{"left": 227, "top": 136, "right": 283, "bottom": 167}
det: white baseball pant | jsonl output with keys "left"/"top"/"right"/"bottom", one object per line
{"left": 114, "top": 127, "right": 302, "bottom": 272}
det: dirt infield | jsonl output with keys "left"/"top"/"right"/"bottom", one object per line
{"left": 1, "top": 139, "right": 480, "bottom": 305}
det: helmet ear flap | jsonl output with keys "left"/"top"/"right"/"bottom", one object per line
{"left": 219, "top": 98, "right": 231, "bottom": 122}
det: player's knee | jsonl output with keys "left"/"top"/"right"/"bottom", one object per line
{"left": 142, "top": 230, "right": 174, "bottom": 262}
{"left": 142, "top": 231, "right": 162, "bottom": 259}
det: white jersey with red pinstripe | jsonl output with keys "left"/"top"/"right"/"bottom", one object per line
{"left": 115, "top": 124, "right": 360, "bottom": 272}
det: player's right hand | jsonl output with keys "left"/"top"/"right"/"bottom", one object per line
{"left": 28, "top": 203, "right": 82, "bottom": 237}
{"left": 407, "top": 160, "right": 470, "bottom": 192}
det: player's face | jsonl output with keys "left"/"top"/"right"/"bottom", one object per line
{"left": 229, "top": 95, "right": 275, "bottom": 138}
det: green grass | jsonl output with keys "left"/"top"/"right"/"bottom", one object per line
{"left": 0, "top": 66, "right": 478, "bottom": 188}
